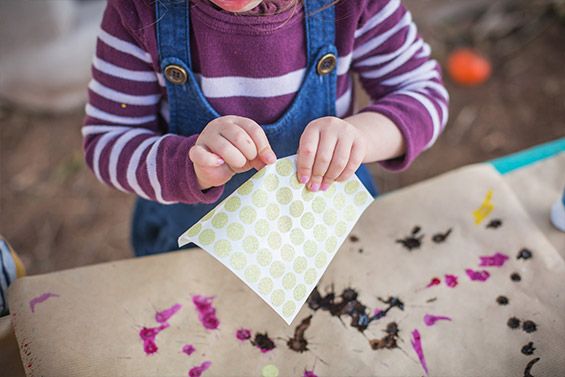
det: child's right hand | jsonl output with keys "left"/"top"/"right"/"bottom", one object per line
{"left": 189, "top": 116, "right": 277, "bottom": 190}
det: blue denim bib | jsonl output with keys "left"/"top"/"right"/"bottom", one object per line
{"left": 132, "top": 0, "right": 378, "bottom": 256}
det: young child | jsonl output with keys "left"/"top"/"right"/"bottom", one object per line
{"left": 83, "top": 0, "right": 448, "bottom": 256}
{"left": 0, "top": 237, "right": 26, "bottom": 316}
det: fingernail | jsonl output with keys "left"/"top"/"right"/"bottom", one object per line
{"left": 300, "top": 175, "right": 309, "bottom": 184}
{"left": 262, "top": 150, "right": 276, "bottom": 164}
{"left": 310, "top": 183, "right": 320, "bottom": 192}
{"left": 320, "top": 183, "right": 329, "bottom": 191}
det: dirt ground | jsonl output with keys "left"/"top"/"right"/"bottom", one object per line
{"left": 1, "top": 0, "right": 564, "bottom": 275}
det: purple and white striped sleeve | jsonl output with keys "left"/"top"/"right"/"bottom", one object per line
{"left": 352, "top": 0, "right": 449, "bottom": 170}
{"left": 82, "top": 3, "right": 223, "bottom": 204}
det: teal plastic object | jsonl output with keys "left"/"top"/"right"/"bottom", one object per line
{"left": 490, "top": 137, "right": 565, "bottom": 175}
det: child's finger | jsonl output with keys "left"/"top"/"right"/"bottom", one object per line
{"left": 321, "top": 137, "right": 352, "bottom": 190}
{"left": 297, "top": 127, "right": 320, "bottom": 184}
{"left": 189, "top": 144, "right": 224, "bottom": 167}
{"left": 207, "top": 136, "right": 248, "bottom": 169}
{"left": 335, "top": 141, "right": 364, "bottom": 182}
{"left": 309, "top": 132, "right": 337, "bottom": 192}
{"left": 219, "top": 126, "right": 257, "bottom": 162}
{"left": 232, "top": 117, "right": 276, "bottom": 164}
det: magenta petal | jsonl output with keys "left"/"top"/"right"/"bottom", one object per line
{"left": 192, "top": 295, "right": 214, "bottom": 310}
{"left": 426, "top": 277, "right": 441, "bottom": 288}
{"left": 424, "top": 314, "right": 452, "bottom": 326}
{"left": 236, "top": 328, "right": 252, "bottom": 341}
{"left": 188, "top": 361, "right": 212, "bottom": 377}
{"left": 410, "top": 329, "right": 429, "bottom": 375}
{"left": 444, "top": 274, "right": 458, "bottom": 288}
{"left": 182, "top": 344, "right": 196, "bottom": 356}
{"left": 479, "top": 252, "right": 509, "bottom": 267}
{"left": 465, "top": 268, "right": 490, "bottom": 281}
{"left": 155, "top": 303, "right": 182, "bottom": 323}
{"left": 193, "top": 295, "right": 220, "bottom": 330}
{"left": 304, "top": 371, "right": 318, "bottom": 377}
{"left": 143, "top": 339, "right": 158, "bottom": 355}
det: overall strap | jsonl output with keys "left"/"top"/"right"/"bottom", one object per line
{"left": 303, "top": 0, "right": 336, "bottom": 67}
{"left": 155, "top": 0, "right": 193, "bottom": 134}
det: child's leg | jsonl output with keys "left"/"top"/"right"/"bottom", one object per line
{"left": 0, "top": 236, "right": 26, "bottom": 316}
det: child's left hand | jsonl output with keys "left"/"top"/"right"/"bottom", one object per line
{"left": 296, "top": 116, "right": 367, "bottom": 192}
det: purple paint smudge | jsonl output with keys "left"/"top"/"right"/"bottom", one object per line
{"left": 29, "top": 293, "right": 59, "bottom": 313}
{"left": 444, "top": 274, "right": 458, "bottom": 288}
{"left": 192, "top": 295, "right": 219, "bottom": 330}
{"left": 410, "top": 329, "right": 429, "bottom": 375}
{"left": 465, "top": 268, "right": 491, "bottom": 281}
{"left": 139, "top": 323, "right": 170, "bottom": 355}
{"left": 424, "top": 314, "right": 452, "bottom": 326}
{"left": 236, "top": 328, "right": 252, "bottom": 341}
{"left": 155, "top": 303, "right": 182, "bottom": 323}
{"left": 304, "top": 371, "right": 318, "bottom": 377}
{"left": 188, "top": 361, "right": 212, "bottom": 377}
{"left": 479, "top": 252, "right": 509, "bottom": 267}
{"left": 182, "top": 344, "right": 196, "bottom": 356}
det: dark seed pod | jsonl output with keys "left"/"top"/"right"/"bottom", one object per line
{"left": 522, "top": 320, "right": 537, "bottom": 333}
{"left": 507, "top": 317, "right": 521, "bottom": 329}
{"left": 517, "top": 248, "right": 533, "bottom": 260}
{"left": 521, "top": 342, "right": 535, "bottom": 355}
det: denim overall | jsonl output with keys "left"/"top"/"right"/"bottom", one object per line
{"left": 132, "top": 0, "right": 378, "bottom": 256}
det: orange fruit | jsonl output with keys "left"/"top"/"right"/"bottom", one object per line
{"left": 447, "top": 48, "right": 492, "bottom": 86}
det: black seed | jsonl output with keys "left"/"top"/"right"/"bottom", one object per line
{"left": 517, "top": 248, "right": 533, "bottom": 260}
{"left": 349, "top": 235, "right": 359, "bottom": 242}
{"left": 521, "top": 342, "right": 535, "bottom": 355}
{"left": 522, "top": 320, "right": 537, "bottom": 333}
{"left": 358, "top": 248, "right": 364, "bottom": 253}
{"left": 507, "top": 317, "right": 521, "bottom": 329}
{"left": 412, "top": 226, "right": 421, "bottom": 235}
{"left": 496, "top": 296, "right": 509, "bottom": 305}
{"left": 511, "top": 272, "right": 521, "bottom": 282}
{"left": 486, "top": 219, "right": 502, "bottom": 229}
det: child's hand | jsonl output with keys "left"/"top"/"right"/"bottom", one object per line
{"left": 297, "top": 116, "right": 367, "bottom": 192}
{"left": 189, "top": 116, "right": 276, "bottom": 190}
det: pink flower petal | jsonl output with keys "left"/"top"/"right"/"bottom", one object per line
{"left": 465, "top": 268, "right": 490, "bottom": 281}
{"left": 426, "top": 277, "right": 441, "bottom": 288}
{"left": 139, "top": 323, "right": 169, "bottom": 355}
{"left": 304, "top": 371, "right": 318, "bottom": 377}
{"left": 479, "top": 252, "right": 509, "bottom": 267}
{"left": 188, "top": 361, "right": 212, "bottom": 377}
{"left": 155, "top": 303, "right": 182, "bottom": 323}
{"left": 192, "top": 295, "right": 220, "bottom": 330}
{"left": 182, "top": 344, "right": 196, "bottom": 356}
{"left": 444, "top": 274, "right": 458, "bottom": 288}
{"left": 236, "top": 328, "right": 252, "bottom": 341}
{"left": 424, "top": 314, "right": 452, "bottom": 326}
{"left": 410, "top": 329, "right": 429, "bottom": 375}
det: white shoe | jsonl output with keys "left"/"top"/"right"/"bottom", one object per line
{"left": 550, "top": 195, "right": 565, "bottom": 232}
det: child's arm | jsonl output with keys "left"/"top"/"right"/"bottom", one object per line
{"left": 83, "top": 3, "right": 274, "bottom": 203}
{"left": 297, "top": 0, "right": 448, "bottom": 190}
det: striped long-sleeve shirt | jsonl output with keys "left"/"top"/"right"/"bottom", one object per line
{"left": 83, "top": 0, "right": 449, "bottom": 205}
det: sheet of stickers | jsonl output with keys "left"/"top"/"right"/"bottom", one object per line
{"left": 8, "top": 162, "right": 565, "bottom": 377}
{"left": 178, "top": 155, "right": 373, "bottom": 324}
